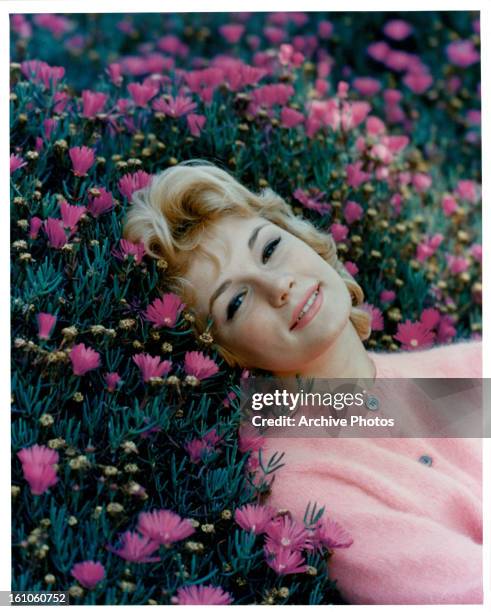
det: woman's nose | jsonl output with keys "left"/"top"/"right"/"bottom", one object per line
{"left": 267, "top": 275, "right": 295, "bottom": 307}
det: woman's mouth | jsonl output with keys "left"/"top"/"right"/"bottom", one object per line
{"left": 290, "top": 283, "right": 323, "bottom": 331}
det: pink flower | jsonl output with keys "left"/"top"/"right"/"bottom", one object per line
{"left": 113, "top": 238, "right": 146, "bottom": 264}
{"left": 219, "top": 23, "right": 245, "bottom": 44}
{"left": 280, "top": 107, "right": 304, "bottom": 128}
{"left": 69, "top": 146, "right": 95, "bottom": 177}
{"left": 278, "top": 44, "right": 304, "bottom": 68}
{"left": 383, "top": 19, "right": 412, "bottom": 41}
{"left": 107, "top": 63, "right": 123, "bottom": 86}
{"left": 185, "top": 439, "right": 214, "bottom": 463}
{"left": 69, "top": 343, "right": 101, "bottom": 376}
{"left": 43, "top": 218, "right": 67, "bottom": 249}
{"left": 343, "top": 200, "right": 363, "bottom": 225}
{"left": 264, "top": 515, "right": 309, "bottom": 552}
{"left": 311, "top": 517, "right": 354, "bottom": 551}
{"left": 183, "top": 351, "right": 219, "bottom": 380}
{"left": 53, "top": 91, "right": 69, "bottom": 113}
{"left": 264, "top": 543, "right": 308, "bottom": 575}
{"left": 10, "top": 154, "right": 27, "bottom": 174}
{"left": 446, "top": 40, "right": 480, "bottom": 68}
{"left": 352, "top": 77, "right": 381, "bottom": 96}
{"left": 71, "top": 561, "right": 105, "bottom": 589}
{"left": 17, "top": 444, "right": 59, "bottom": 495}
{"left": 416, "top": 233, "right": 444, "bottom": 262}
{"left": 21, "top": 60, "right": 65, "bottom": 88}
{"left": 144, "top": 294, "right": 184, "bottom": 328}
{"left": 37, "top": 313, "right": 57, "bottom": 340}
{"left": 456, "top": 179, "right": 479, "bottom": 203}
{"left": 118, "top": 170, "right": 152, "bottom": 199}
{"left": 87, "top": 187, "right": 114, "bottom": 217}
{"left": 442, "top": 194, "right": 458, "bottom": 216}
{"left": 107, "top": 531, "right": 160, "bottom": 563}
{"left": 330, "top": 223, "right": 349, "bottom": 242}
{"left": 187, "top": 113, "right": 206, "bottom": 137}
{"left": 293, "top": 188, "right": 331, "bottom": 215}
{"left": 367, "top": 41, "right": 390, "bottom": 62}
{"left": 318, "top": 20, "right": 333, "bottom": 39}
{"left": 152, "top": 95, "right": 196, "bottom": 118}
{"left": 344, "top": 261, "right": 359, "bottom": 277}
{"left": 133, "top": 353, "right": 172, "bottom": 382}
{"left": 346, "top": 161, "right": 370, "bottom": 188}
{"left": 436, "top": 315, "right": 457, "bottom": 344}
{"left": 127, "top": 82, "right": 158, "bottom": 107}
{"left": 29, "top": 216, "right": 43, "bottom": 239}
{"left": 81, "top": 90, "right": 108, "bottom": 118}
{"left": 360, "top": 303, "right": 384, "bottom": 331}
{"left": 394, "top": 321, "right": 435, "bottom": 350}
{"left": 173, "top": 585, "right": 233, "bottom": 605}
{"left": 43, "top": 118, "right": 57, "bottom": 140}
{"left": 60, "top": 201, "right": 86, "bottom": 232}
{"left": 420, "top": 308, "right": 441, "bottom": 330}
{"left": 234, "top": 504, "right": 275, "bottom": 534}
{"left": 137, "top": 509, "right": 195, "bottom": 546}
{"left": 380, "top": 289, "right": 396, "bottom": 304}
{"left": 412, "top": 172, "right": 432, "bottom": 193}
{"left": 446, "top": 255, "right": 469, "bottom": 275}
{"left": 403, "top": 71, "right": 433, "bottom": 94}
{"left": 470, "top": 243, "right": 482, "bottom": 263}
{"left": 104, "top": 372, "right": 121, "bottom": 392}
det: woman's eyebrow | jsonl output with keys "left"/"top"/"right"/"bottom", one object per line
{"left": 208, "top": 223, "right": 270, "bottom": 314}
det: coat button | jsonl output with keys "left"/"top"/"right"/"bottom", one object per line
{"left": 419, "top": 455, "right": 433, "bottom": 467}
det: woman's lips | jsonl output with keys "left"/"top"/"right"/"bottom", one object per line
{"left": 290, "top": 283, "right": 322, "bottom": 331}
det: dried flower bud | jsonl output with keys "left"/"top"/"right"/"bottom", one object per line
{"left": 105, "top": 328, "right": 117, "bottom": 337}
{"left": 221, "top": 509, "right": 232, "bottom": 520}
{"left": 13, "top": 196, "right": 25, "bottom": 206}
{"left": 90, "top": 325, "right": 106, "bottom": 335}
{"left": 93, "top": 506, "right": 103, "bottom": 519}
{"left": 147, "top": 599, "right": 158, "bottom": 605}
{"left": 67, "top": 516, "right": 78, "bottom": 526}
{"left": 14, "top": 338, "right": 27, "bottom": 349}
{"left": 44, "top": 574, "right": 56, "bottom": 585}
{"left": 68, "top": 585, "right": 84, "bottom": 598}
{"left": 26, "top": 150, "right": 39, "bottom": 161}
{"left": 184, "top": 541, "right": 204, "bottom": 553}
{"left": 199, "top": 332, "right": 213, "bottom": 345}
{"left": 124, "top": 463, "right": 139, "bottom": 474}
{"left": 166, "top": 375, "right": 180, "bottom": 386}
{"left": 13, "top": 240, "right": 28, "bottom": 250}
{"left": 103, "top": 465, "right": 119, "bottom": 477}
{"left": 48, "top": 437, "right": 66, "bottom": 449}
{"left": 72, "top": 392, "right": 84, "bottom": 403}
{"left": 62, "top": 326, "right": 78, "bottom": 339}
{"left": 107, "top": 502, "right": 124, "bottom": 515}
{"left": 161, "top": 342, "right": 173, "bottom": 353}
{"left": 306, "top": 565, "right": 318, "bottom": 576}
{"left": 19, "top": 253, "right": 33, "bottom": 262}
{"left": 121, "top": 441, "right": 138, "bottom": 454}
{"left": 54, "top": 139, "right": 68, "bottom": 151}
{"left": 185, "top": 375, "right": 200, "bottom": 387}
{"left": 190, "top": 519, "right": 200, "bottom": 528}
{"left": 156, "top": 258, "right": 168, "bottom": 270}
{"left": 119, "top": 319, "right": 136, "bottom": 330}
{"left": 39, "top": 413, "right": 54, "bottom": 427}
{"left": 200, "top": 523, "right": 215, "bottom": 534}
{"left": 11, "top": 485, "right": 20, "bottom": 498}
{"left": 278, "top": 587, "right": 289, "bottom": 598}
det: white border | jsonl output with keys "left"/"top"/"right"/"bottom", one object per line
{"left": 2, "top": 2, "right": 489, "bottom": 612}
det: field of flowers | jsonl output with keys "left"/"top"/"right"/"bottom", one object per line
{"left": 10, "top": 11, "right": 481, "bottom": 604}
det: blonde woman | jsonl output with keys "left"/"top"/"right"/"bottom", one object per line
{"left": 123, "top": 160, "right": 482, "bottom": 605}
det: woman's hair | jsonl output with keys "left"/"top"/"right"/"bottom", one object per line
{"left": 123, "top": 159, "right": 371, "bottom": 366}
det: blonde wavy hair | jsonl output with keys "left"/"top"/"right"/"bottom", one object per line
{"left": 123, "top": 159, "right": 371, "bottom": 366}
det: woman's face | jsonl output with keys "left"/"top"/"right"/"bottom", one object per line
{"left": 185, "top": 215, "right": 352, "bottom": 372}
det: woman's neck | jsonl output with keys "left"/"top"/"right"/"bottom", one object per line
{"left": 274, "top": 321, "right": 376, "bottom": 380}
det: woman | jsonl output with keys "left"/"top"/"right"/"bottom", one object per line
{"left": 123, "top": 160, "right": 482, "bottom": 605}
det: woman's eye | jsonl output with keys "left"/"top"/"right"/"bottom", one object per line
{"left": 262, "top": 237, "right": 281, "bottom": 264}
{"left": 227, "top": 291, "right": 246, "bottom": 321}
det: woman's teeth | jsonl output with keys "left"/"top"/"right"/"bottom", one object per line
{"left": 296, "top": 289, "right": 319, "bottom": 323}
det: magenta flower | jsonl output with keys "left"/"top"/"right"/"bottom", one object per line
{"left": 10, "top": 154, "right": 27, "bottom": 175}
{"left": 436, "top": 315, "right": 457, "bottom": 344}
{"left": 29, "top": 216, "right": 43, "bottom": 239}
{"left": 219, "top": 23, "right": 245, "bottom": 44}
{"left": 311, "top": 517, "right": 354, "bottom": 551}
{"left": 344, "top": 261, "right": 359, "bottom": 277}
{"left": 403, "top": 71, "right": 433, "bottom": 94}
{"left": 17, "top": 444, "right": 59, "bottom": 496}
{"left": 380, "top": 289, "right": 396, "bottom": 304}
{"left": 87, "top": 187, "right": 114, "bottom": 217}
{"left": 346, "top": 161, "right": 370, "bottom": 188}
{"left": 442, "top": 194, "right": 458, "bottom": 217}
{"left": 280, "top": 107, "right": 304, "bottom": 128}
{"left": 446, "top": 40, "right": 480, "bottom": 68}
{"left": 127, "top": 82, "right": 159, "bottom": 107}
{"left": 416, "top": 233, "right": 443, "bottom": 262}
{"left": 264, "top": 543, "right": 308, "bottom": 575}
{"left": 173, "top": 585, "right": 233, "bottom": 605}
{"left": 360, "top": 303, "right": 384, "bottom": 331}
{"left": 69, "top": 343, "right": 101, "bottom": 376}
{"left": 184, "top": 351, "right": 219, "bottom": 380}
{"left": 71, "top": 561, "right": 105, "bottom": 589}
{"left": 187, "top": 113, "right": 206, "bottom": 137}
{"left": 470, "top": 243, "right": 482, "bottom": 263}
{"left": 107, "top": 531, "right": 160, "bottom": 563}
{"left": 113, "top": 238, "right": 146, "bottom": 264}
{"left": 394, "top": 321, "right": 435, "bottom": 350}
{"left": 106, "top": 63, "right": 123, "bottom": 86}
{"left": 456, "top": 179, "right": 479, "bottom": 203}
{"left": 343, "top": 200, "right": 364, "bottom": 225}
{"left": 235, "top": 504, "right": 275, "bottom": 534}
{"left": 81, "top": 90, "right": 108, "bottom": 118}
{"left": 420, "top": 308, "right": 441, "bottom": 330}
{"left": 152, "top": 95, "right": 196, "bottom": 118}
{"left": 43, "top": 118, "right": 57, "bottom": 140}
{"left": 446, "top": 255, "right": 469, "bottom": 275}
{"left": 21, "top": 59, "right": 65, "bottom": 88}
{"left": 69, "top": 146, "right": 95, "bottom": 177}
{"left": 330, "top": 223, "right": 349, "bottom": 242}
{"left": 185, "top": 438, "right": 214, "bottom": 463}
{"left": 293, "top": 188, "right": 331, "bottom": 215}
{"left": 104, "top": 372, "right": 122, "bottom": 392}
{"left": 43, "top": 218, "right": 67, "bottom": 249}
{"left": 133, "top": 353, "right": 172, "bottom": 382}
{"left": 383, "top": 19, "right": 412, "bottom": 41}
{"left": 37, "top": 313, "right": 57, "bottom": 340}
{"left": 60, "top": 201, "right": 86, "bottom": 232}
{"left": 137, "top": 509, "right": 195, "bottom": 546}
{"left": 265, "top": 515, "right": 310, "bottom": 552}
{"left": 352, "top": 77, "right": 381, "bottom": 96}
{"left": 118, "top": 170, "right": 152, "bottom": 200}
{"left": 144, "top": 293, "right": 184, "bottom": 328}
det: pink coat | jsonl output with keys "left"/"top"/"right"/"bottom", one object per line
{"left": 262, "top": 341, "right": 482, "bottom": 604}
